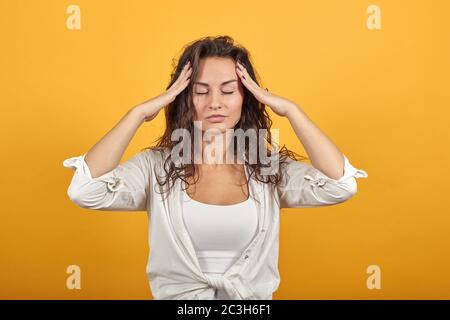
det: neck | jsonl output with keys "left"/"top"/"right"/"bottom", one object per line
{"left": 194, "top": 130, "right": 243, "bottom": 166}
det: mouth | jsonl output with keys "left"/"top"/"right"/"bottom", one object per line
{"left": 206, "top": 115, "right": 227, "bottom": 123}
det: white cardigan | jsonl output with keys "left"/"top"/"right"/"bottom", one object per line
{"left": 63, "top": 147, "right": 368, "bottom": 300}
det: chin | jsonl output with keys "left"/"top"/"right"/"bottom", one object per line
{"left": 200, "top": 120, "right": 233, "bottom": 133}
{"left": 202, "top": 124, "right": 227, "bottom": 134}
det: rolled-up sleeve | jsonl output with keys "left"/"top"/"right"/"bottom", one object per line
{"left": 277, "top": 154, "right": 368, "bottom": 208}
{"left": 63, "top": 150, "right": 151, "bottom": 211}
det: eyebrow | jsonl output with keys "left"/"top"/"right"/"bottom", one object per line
{"left": 193, "top": 79, "right": 238, "bottom": 87}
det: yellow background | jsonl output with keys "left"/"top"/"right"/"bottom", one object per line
{"left": 1, "top": 0, "right": 449, "bottom": 299}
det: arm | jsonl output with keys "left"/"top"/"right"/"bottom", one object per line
{"left": 277, "top": 102, "right": 368, "bottom": 208}
{"left": 63, "top": 106, "right": 152, "bottom": 211}
{"left": 63, "top": 60, "right": 192, "bottom": 211}
{"left": 63, "top": 150, "right": 152, "bottom": 211}
{"left": 277, "top": 153, "right": 368, "bottom": 209}
{"left": 84, "top": 107, "right": 146, "bottom": 179}
{"left": 235, "top": 61, "right": 346, "bottom": 180}
{"left": 285, "top": 102, "right": 345, "bottom": 180}
{"left": 233, "top": 61, "right": 368, "bottom": 208}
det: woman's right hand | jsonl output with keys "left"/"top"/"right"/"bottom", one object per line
{"left": 136, "top": 60, "right": 193, "bottom": 122}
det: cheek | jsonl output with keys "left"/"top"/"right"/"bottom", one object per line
{"left": 229, "top": 97, "right": 244, "bottom": 119}
{"left": 230, "top": 106, "right": 242, "bottom": 120}
{"left": 192, "top": 100, "right": 202, "bottom": 120}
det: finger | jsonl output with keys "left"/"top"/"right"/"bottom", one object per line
{"left": 174, "top": 76, "right": 191, "bottom": 95}
{"left": 236, "top": 65, "right": 257, "bottom": 93}
{"left": 177, "top": 64, "right": 192, "bottom": 84}
{"left": 236, "top": 62, "right": 254, "bottom": 86}
{"left": 236, "top": 69, "right": 258, "bottom": 96}
{"left": 236, "top": 67, "right": 249, "bottom": 87}
{"left": 181, "top": 66, "right": 192, "bottom": 81}
{"left": 177, "top": 73, "right": 192, "bottom": 93}
{"left": 182, "top": 61, "right": 191, "bottom": 76}
{"left": 236, "top": 68, "right": 246, "bottom": 83}
{"left": 235, "top": 62, "right": 247, "bottom": 79}
{"left": 172, "top": 61, "right": 191, "bottom": 84}
{"left": 171, "top": 66, "right": 192, "bottom": 89}
{"left": 237, "top": 62, "right": 257, "bottom": 87}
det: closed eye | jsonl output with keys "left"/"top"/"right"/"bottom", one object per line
{"left": 195, "top": 92, "right": 235, "bottom": 95}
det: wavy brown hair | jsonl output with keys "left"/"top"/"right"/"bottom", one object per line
{"left": 141, "top": 35, "right": 308, "bottom": 202}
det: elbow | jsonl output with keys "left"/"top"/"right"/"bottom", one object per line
{"left": 346, "top": 177, "right": 358, "bottom": 196}
{"left": 339, "top": 177, "right": 358, "bottom": 203}
{"left": 325, "top": 177, "right": 358, "bottom": 204}
{"left": 67, "top": 186, "right": 90, "bottom": 208}
{"left": 67, "top": 188, "right": 84, "bottom": 208}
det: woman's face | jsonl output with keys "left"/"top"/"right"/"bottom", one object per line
{"left": 192, "top": 57, "right": 244, "bottom": 133}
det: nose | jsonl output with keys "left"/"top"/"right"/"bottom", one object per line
{"left": 208, "top": 91, "right": 223, "bottom": 110}
{"left": 209, "top": 105, "right": 222, "bottom": 110}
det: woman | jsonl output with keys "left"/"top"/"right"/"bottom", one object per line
{"left": 63, "top": 35, "right": 368, "bottom": 300}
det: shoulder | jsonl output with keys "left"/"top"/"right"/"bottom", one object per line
{"left": 279, "top": 155, "right": 311, "bottom": 172}
{"left": 140, "top": 146, "right": 171, "bottom": 165}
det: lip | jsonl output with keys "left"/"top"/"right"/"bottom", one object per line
{"left": 206, "top": 115, "right": 227, "bottom": 123}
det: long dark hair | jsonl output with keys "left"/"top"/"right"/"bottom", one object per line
{"left": 141, "top": 35, "right": 308, "bottom": 201}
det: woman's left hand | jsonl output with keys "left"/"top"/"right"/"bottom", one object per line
{"left": 235, "top": 61, "right": 296, "bottom": 117}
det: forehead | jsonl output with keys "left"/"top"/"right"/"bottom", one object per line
{"left": 195, "top": 57, "right": 237, "bottom": 86}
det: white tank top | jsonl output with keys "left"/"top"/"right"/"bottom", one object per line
{"left": 181, "top": 189, "right": 259, "bottom": 275}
